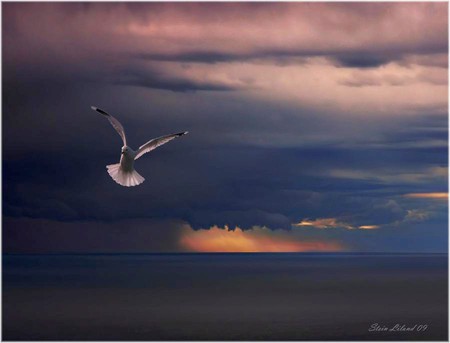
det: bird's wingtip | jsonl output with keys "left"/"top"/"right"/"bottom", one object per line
{"left": 91, "top": 106, "right": 109, "bottom": 116}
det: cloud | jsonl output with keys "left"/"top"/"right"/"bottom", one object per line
{"left": 2, "top": 2, "right": 448, "bottom": 254}
{"left": 294, "top": 218, "right": 380, "bottom": 230}
{"left": 294, "top": 193, "right": 443, "bottom": 231}
{"left": 136, "top": 51, "right": 252, "bottom": 64}
{"left": 3, "top": 217, "right": 186, "bottom": 253}
{"left": 358, "top": 225, "right": 380, "bottom": 230}
{"left": 119, "top": 3, "right": 447, "bottom": 63}
{"left": 136, "top": 51, "right": 411, "bottom": 69}
{"left": 299, "top": 196, "right": 443, "bottom": 231}
{"left": 294, "top": 218, "right": 354, "bottom": 230}
{"left": 403, "top": 192, "right": 448, "bottom": 200}
{"left": 400, "top": 53, "right": 448, "bottom": 69}
{"left": 339, "top": 62, "right": 449, "bottom": 88}
{"left": 333, "top": 54, "right": 393, "bottom": 68}
{"left": 187, "top": 209, "right": 293, "bottom": 231}
{"left": 4, "top": 3, "right": 448, "bottom": 110}
{"left": 179, "top": 225, "right": 344, "bottom": 252}
{"left": 403, "top": 209, "right": 431, "bottom": 222}
{"left": 116, "top": 65, "right": 248, "bottom": 92}
{"left": 327, "top": 166, "right": 448, "bottom": 185}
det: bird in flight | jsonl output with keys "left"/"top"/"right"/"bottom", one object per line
{"left": 91, "top": 106, "right": 188, "bottom": 187}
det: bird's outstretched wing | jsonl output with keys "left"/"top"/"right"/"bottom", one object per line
{"left": 135, "top": 131, "right": 188, "bottom": 160}
{"left": 91, "top": 106, "right": 127, "bottom": 146}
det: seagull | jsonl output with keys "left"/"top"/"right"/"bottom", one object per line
{"left": 91, "top": 106, "right": 188, "bottom": 187}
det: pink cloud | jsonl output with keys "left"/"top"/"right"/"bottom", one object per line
{"left": 3, "top": 3, "right": 447, "bottom": 112}
{"left": 4, "top": 3, "right": 447, "bottom": 64}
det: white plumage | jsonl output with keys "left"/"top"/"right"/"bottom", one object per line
{"left": 91, "top": 106, "right": 188, "bottom": 187}
{"left": 106, "top": 163, "right": 145, "bottom": 187}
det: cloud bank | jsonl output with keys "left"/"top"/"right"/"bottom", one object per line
{"left": 3, "top": 3, "right": 448, "bottom": 253}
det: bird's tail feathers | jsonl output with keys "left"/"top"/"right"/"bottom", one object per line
{"left": 106, "top": 163, "right": 145, "bottom": 187}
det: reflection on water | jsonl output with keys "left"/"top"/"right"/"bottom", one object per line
{"left": 3, "top": 253, "right": 448, "bottom": 340}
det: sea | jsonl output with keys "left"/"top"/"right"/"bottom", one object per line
{"left": 2, "top": 253, "right": 448, "bottom": 341}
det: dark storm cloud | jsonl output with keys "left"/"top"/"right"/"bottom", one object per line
{"left": 136, "top": 51, "right": 249, "bottom": 64}
{"left": 4, "top": 140, "right": 446, "bottom": 228}
{"left": 2, "top": 2, "right": 448, "bottom": 253}
{"left": 333, "top": 54, "right": 394, "bottom": 68}
{"left": 187, "top": 209, "right": 292, "bottom": 231}
{"left": 3, "top": 217, "right": 185, "bottom": 253}
{"left": 116, "top": 67, "right": 242, "bottom": 92}
{"left": 136, "top": 50, "right": 441, "bottom": 70}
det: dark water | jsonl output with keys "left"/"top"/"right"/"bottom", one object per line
{"left": 2, "top": 253, "right": 448, "bottom": 341}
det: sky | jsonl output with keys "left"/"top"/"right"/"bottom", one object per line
{"left": 3, "top": 2, "right": 448, "bottom": 253}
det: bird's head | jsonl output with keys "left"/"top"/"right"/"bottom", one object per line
{"left": 121, "top": 146, "right": 130, "bottom": 155}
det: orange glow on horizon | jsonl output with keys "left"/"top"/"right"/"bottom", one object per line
{"left": 179, "top": 226, "right": 344, "bottom": 252}
{"left": 403, "top": 192, "right": 448, "bottom": 200}
{"left": 294, "top": 218, "right": 354, "bottom": 230}
{"left": 295, "top": 218, "right": 381, "bottom": 230}
{"left": 358, "top": 225, "right": 380, "bottom": 230}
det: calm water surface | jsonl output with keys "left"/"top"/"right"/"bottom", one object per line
{"left": 3, "top": 253, "right": 448, "bottom": 340}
